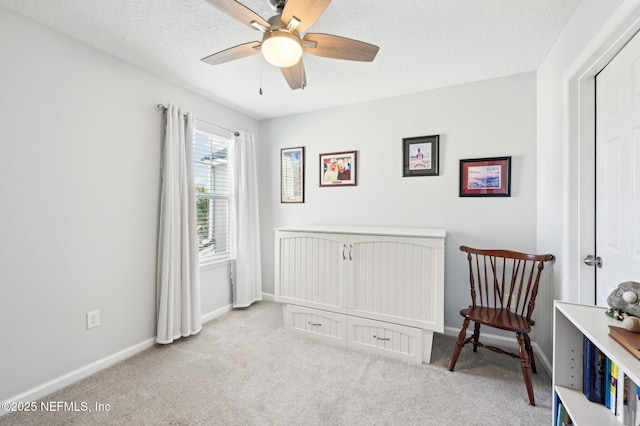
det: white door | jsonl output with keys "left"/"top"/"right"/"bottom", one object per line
{"left": 594, "top": 31, "right": 640, "bottom": 305}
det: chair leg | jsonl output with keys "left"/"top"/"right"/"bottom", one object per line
{"left": 517, "top": 332, "right": 536, "bottom": 406}
{"left": 472, "top": 322, "right": 481, "bottom": 352}
{"left": 523, "top": 333, "right": 537, "bottom": 374}
{"left": 449, "top": 318, "right": 470, "bottom": 371}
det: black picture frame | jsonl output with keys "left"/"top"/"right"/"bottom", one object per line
{"left": 280, "top": 146, "right": 305, "bottom": 203}
{"left": 402, "top": 135, "right": 440, "bottom": 177}
{"left": 459, "top": 156, "right": 511, "bottom": 197}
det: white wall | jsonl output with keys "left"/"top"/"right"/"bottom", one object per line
{"left": 0, "top": 7, "right": 257, "bottom": 402}
{"left": 536, "top": 0, "right": 624, "bottom": 356}
{"left": 3, "top": 0, "right": 626, "bottom": 402}
{"left": 259, "top": 72, "right": 540, "bottom": 346}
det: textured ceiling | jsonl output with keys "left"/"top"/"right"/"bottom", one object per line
{"left": 0, "top": 0, "right": 580, "bottom": 120}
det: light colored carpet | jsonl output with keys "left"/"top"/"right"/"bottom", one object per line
{"left": 1, "top": 301, "right": 552, "bottom": 425}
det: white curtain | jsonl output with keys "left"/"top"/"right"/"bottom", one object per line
{"left": 230, "top": 131, "right": 263, "bottom": 308}
{"left": 156, "top": 104, "right": 202, "bottom": 344}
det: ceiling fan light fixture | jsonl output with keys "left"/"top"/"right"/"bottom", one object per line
{"left": 261, "top": 31, "right": 303, "bottom": 68}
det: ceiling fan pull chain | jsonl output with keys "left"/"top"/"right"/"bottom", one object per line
{"left": 259, "top": 56, "right": 264, "bottom": 95}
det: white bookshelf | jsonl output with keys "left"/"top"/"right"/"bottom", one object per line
{"left": 553, "top": 301, "right": 640, "bottom": 425}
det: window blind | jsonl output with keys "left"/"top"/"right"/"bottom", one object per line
{"left": 193, "top": 129, "right": 232, "bottom": 261}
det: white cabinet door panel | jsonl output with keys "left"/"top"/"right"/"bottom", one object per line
{"left": 276, "top": 232, "right": 345, "bottom": 309}
{"left": 347, "top": 235, "right": 444, "bottom": 330}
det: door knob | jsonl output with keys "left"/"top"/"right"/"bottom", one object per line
{"left": 584, "top": 255, "right": 603, "bottom": 268}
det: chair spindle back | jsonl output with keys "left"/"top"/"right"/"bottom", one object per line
{"left": 461, "top": 246, "right": 555, "bottom": 321}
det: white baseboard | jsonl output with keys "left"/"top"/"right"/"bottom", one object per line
{"left": 9, "top": 304, "right": 549, "bottom": 419}
{"left": 262, "top": 292, "right": 275, "bottom": 302}
{"left": 1, "top": 305, "right": 235, "bottom": 416}
{"left": 1, "top": 337, "right": 156, "bottom": 416}
{"left": 201, "top": 303, "right": 233, "bottom": 324}
{"left": 443, "top": 326, "right": 552, "bottom": 375}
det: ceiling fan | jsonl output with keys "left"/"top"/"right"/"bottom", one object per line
{"left": 201, "top": 0, "right": 380, "bottom": 90}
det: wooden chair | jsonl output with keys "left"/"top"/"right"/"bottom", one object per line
{"left": 448, "top": 246, "right": 554, "bottom": 406}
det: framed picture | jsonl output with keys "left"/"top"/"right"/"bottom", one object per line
{"left": 403, "top": 135, "right": 439, "bottom": 177}
{"left": 280, "top": 147, "right": 305, "bottom": 203}
{"left": 319, "top": 150, "right": 357, "bottom": 187}
{"left": 459, "top": 156, "right": 511, "bottom": 197}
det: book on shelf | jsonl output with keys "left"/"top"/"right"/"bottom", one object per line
{"left": 556, "top": 401, "right": 566, "bottom": 426}
{"left": 609, "top": 325, "right": 640, "bottom": 360}
{"left": 636, "top": 385, "right": 640, "bottom": 426}
{"left": 615, "top": 375, "right": 640, "bottom": 426}
{"left": 606, "top": 358, "right": 612, "bottom": 409}
{"left": 595, "top": 347, "right": 607, "bottom": 404}
{"left": 583, "top": 336, "right": 606, "bottom": 404}
{"left": 556, "top": 400, "right": 573, "bottom": 426}
{"left": 628, "top": 378, "right": 638, "bottom": 426}
{"left": 617, "top": 372, "right": 630, "bottom": 424}
{"left": 584, "top": 336, "right": 595, "bottom": 401}
{"left": 611, "top": 360, "right": 619, "bottom": 416}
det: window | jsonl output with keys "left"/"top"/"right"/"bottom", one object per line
{"left": 193, "top": 127, "right": 232, "bottom": 263}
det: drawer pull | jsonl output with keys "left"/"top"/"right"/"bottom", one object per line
{"left": 308, "top": 321, "right": 322, "bottom": 326}
{"left": 373, "top": 335, "right": 390, "bottom": 341}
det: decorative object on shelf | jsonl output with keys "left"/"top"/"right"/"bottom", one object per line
{"left": 459, "top": 156, "right": 511, "bottom": 197}
{"left": 605, "top": 308, "right": 630, "bottom": 321}
{"left": 606, "top": 308, "right": 640, "bottom": 332}
{"left": 607, "top": 281, "right": 640, "bottom": 317}
{"left": 319, "top": 151, "right": 357, "bottom": 187}
{"left": 280, "top": 146, "right": 305, "bottom": 203}
{"left": 623, "top": 291, "right": 638, "bottom": 303}
{"left": 402, "top": 135, "right": 439, "bottom": 177}
{"left": 623, "top": 316, "right": 640, "bottom": 332}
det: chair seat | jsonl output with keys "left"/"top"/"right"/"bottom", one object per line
{"left": 460, "top": 306, "right": 532, "bottom": 333}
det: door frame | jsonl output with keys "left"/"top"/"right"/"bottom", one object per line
{"left": 563, "top": 0, "right": 640, "bottom": 305}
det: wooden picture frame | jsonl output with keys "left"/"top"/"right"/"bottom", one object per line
{"left": 403, "top": 135, "right": 440, "bottom": 177}
{"left": 319, "top": 150, "right": 357, "bottom": 187}
{"left": 280, "top": 146, "right": 305, "bottom": 203}
{"left": 459, "top": 156, "right": 511, "bottom": 197}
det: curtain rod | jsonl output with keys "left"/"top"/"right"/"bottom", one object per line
{"left": 156, "top": 104, "right": 240, "bottom": 137}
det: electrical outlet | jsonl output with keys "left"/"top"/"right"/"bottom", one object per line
{"left": 87, "top": 310, "right": 100, "bottom": 329}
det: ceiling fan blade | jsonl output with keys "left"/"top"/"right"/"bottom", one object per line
{"left": 281, "top": 0, "right": 331, "bottom": 33}
{"left": 204, "top": 0, "right": 269, "bottom": 31}
{"left": 303, "top": 33, "right": 379, "bottom": 62}
{"left": 201, "top": 41, "right": 261, "bottom": 65}
{"left": 280, "top": 59, "right": 307, "bottom": 90}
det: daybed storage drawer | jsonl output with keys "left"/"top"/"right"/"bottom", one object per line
{"left": 346, "top": 316, "right": 423, "bottom": 364}
{"left": 283, "top": 305, "right": 347, "bottom": 345}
